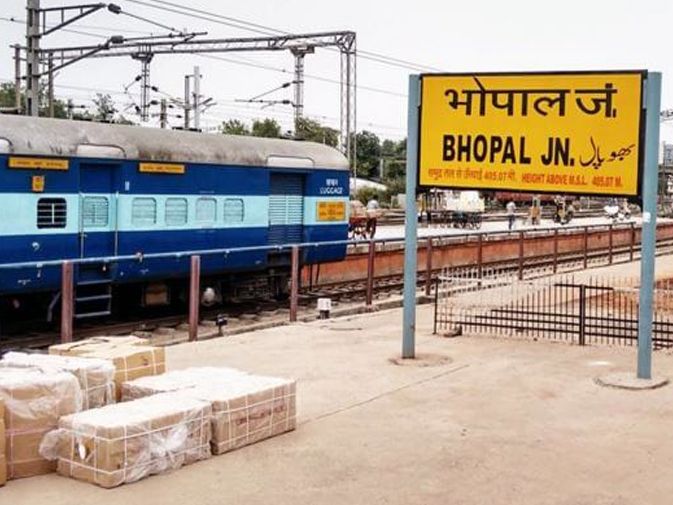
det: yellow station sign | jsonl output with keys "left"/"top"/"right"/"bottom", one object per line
{"left": 418, "top": 71, "right": 645, "bottom": 196}
{"left": 317, "top": 201, "right": 346, "bottom": 221}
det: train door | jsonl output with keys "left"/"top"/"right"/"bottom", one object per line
{"left": 268, "top": 173, "right": 304, "bottom": 245}
{"left": 74, "top": 162, "right": 119, "bottom": 318}
{"left": 79, "top": 162, "right": 118, "bottom": 259}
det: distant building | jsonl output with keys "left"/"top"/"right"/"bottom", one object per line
{"left": 663, "top": 142, "right": 673, "bottom": 167}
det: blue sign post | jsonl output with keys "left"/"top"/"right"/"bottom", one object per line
{"left": 402, "top": 74, "right": 420, "bottom": 359}
{"left": 637, "top": 72, "right": 662, "bottom": 379}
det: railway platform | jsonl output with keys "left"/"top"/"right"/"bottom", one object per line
{"left": 4, "top": 256, "right": 673, "bottom": 504}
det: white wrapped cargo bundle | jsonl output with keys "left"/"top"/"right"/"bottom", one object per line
{"left": 0, "top": 352, "right": 115, "bottom": 409}
{"left": 0, "top": 367, "right": 82, "bottom": 479}
{"left": 40, "top": 392, "right": 212, "bottom": 488}
{"left": 122, "top": 368, "right": 297, "bottom": 455}
{"left": 121, "top": 366, "right": 246, "bottom": 400}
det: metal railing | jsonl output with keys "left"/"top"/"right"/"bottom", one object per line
{"left": 435, "top": 267, "right": 673, "bottom": 348}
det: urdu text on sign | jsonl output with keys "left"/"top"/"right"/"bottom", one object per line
{"left": 418, "top": 71, "right": 645, "bottom": 196}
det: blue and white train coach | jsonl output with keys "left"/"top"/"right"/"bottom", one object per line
{"left": 0, "top": 116, "right": 350, "bottom": 322}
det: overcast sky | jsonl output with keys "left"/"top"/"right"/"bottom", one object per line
{"left": 2, "top": 0, "right": 672, "bottom": 143}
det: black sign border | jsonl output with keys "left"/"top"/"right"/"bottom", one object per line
{"left": 416, "top": 70, "right": 648, "bottom": 200}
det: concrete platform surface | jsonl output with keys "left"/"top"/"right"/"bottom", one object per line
{"left": 5, "top": 304, "right": 673, "bottom": 504}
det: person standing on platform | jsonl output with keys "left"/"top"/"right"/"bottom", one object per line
{"left": 506, "top": 200, "right": 516, "bottom": 230}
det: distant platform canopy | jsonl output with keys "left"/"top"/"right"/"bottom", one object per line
{"left": 0, "top": 115, "right": 349, "bottom": 170}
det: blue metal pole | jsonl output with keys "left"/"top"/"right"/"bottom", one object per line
{"left": 402, "top": 74, "right": 420, "bottom": 359}
{"left": 637, "top": 72, "right": 662, "bottom": 379}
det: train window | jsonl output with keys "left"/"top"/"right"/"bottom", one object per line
{"left": 132, "top": 198, "right": 157, "bottom": 226}
{"left": 37, "top": 198, "right": 67, "bottom": 229}
{"left": 165, "top": 198, "right": 188, "bottom": 226}
{"left": 196, "top": 197, "right": 217, "bottom": 224}
{"left": 82, "top": 196, "right": 109, "bottom": 228}
{"left": 224, "top": 198, "right": 244, "bottom": 223}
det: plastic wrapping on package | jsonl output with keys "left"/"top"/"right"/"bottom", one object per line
{"left": 49, "top": 338, "right": 166, "bottom": 401}
{"left": 0, "top": 368, "right": 82, "bottom": 479}
{"left": 121, "top": 367, "right": 246, "bottom": 401}
{"left": 195, "top": 375, "right": 296, "bottom": 454}
{"left": 0, "top": 352, "right": 115, "bottom": 409}
{"left": 123, "top": 368, "right": 296, "bottom": 455}
{"left": 41, "top": 392, "right": 212, "bottom": 488}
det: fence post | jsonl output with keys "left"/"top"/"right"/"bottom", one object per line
{"left": 290, "top": 245, "right": 300, "bottom": 322}
{"left": 60, "top": 261, "right": 74, "bottom": 344}
{"left": 608, "top": 224, "right": 614, "bottom": 264}
{"left": 433, "top": 277, "right": 439, "bottom": 335}
{"left": 583, "top": 226, "right": 589, "bottom": 269}
{"left": 477, "top": 233, "right": 483, "bottom": 279}
{"left": 553, "top": 229, "right": 559, "bottom": 274}
{"left": 630, "top": 222, "right": 635, "bottom": 261}
{"left": 425, "top": 238, "right": 433, "bottom": 296}
{"left": 578, "top": 285, "right": 586, "bottom": 346}
{"left": 366, "top": 240, "right": 376, "bottom": 307}
{"left": 189, "top": 255, "right": 200, "bottom": 342}
{"left": 518, "top": 231, "right": 524, "bottom": 280}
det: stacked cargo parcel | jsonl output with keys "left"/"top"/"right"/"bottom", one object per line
{"left": 41, "top": 392, "right": 212, "bottom": 488}
{"left": 122, "top": 367, "right": 297, "bottom": 455}
{"left": 0, "top": 352, "right": 115, "bottom": 409}
{"left": 0, "top": 343, "right": 296, "bottom": 488}
{"left": 49, "top": 337, "right": 166, "bottom": 400}
{"left": 0, "top": 367, "right": 81, "bottom": 479}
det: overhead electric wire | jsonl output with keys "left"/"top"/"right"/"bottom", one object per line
{"left": 120, "top": 0, "right": 441, "bottom": 72}
{"left": 1, "top": 15, "right": 156, "bottom": 35}
{"left": 0, "top": 78, "right": 405, "bottom": 136}
{"left": 3, "top": 13, "right": 407, "bottom": 99}
{"left": 0, "top": 16, "right": 108, "bottom": 40}
{"left": 2, "top": 1, "right": 419, "bottom": 135}
{"left": 196, "top": 54, "right": 406, "bottom": 98}
{"left": 117, "top": 10, "right": 182, "bottom": 34}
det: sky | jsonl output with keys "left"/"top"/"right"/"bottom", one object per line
{"left": 1, "top": 0, "right": 673, "bottom": 144}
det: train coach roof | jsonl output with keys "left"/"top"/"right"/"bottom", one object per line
{"left": 0, "top": 115, "right": 349, "bottom": 170}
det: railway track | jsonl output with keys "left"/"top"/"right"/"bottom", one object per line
{"left": 5, "top": 233, "right": 672, "bottom": 352}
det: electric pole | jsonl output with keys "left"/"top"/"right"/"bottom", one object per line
{"left": 183, "top": 74, "right": 191, "bottom": 129}
{"left": 193, "top": 65, "right": 201, "bottom": 130}
{"left": 132, "top": 51, "right": 153, "bottom": 122}
{"left": 14, "top": 45, "right": 22, "bottom": 113}
{"left": 159, "top": 99, "right": 167, "bottom": 128}
{"left": 291, "top": 46, "right": 314, "bottom": 133}
{"left": 47, "top": 52, "right": 54, "bottom": 117}
{"left": 26, "top": 0, "right": 41, "bottom": 116}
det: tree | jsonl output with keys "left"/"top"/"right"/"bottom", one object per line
{"left": 220, "top": 119, "right": 250, "bottom": 135}
{"left": 381, "top": 139, "right": 397, "bottom": 157}
{"left": 92, "top": 93, "right": 116, "bottom": 122}
{"left": 0, "top": 82, "right": 67, "bottom": 118}
{"left": 295, "top": 117, "right": 339, "bottom": 147}
{"left": 353, "top": 130, "right": 382, "bottom": 178}
{"left": 251, "top": 118, "right": 282, "bottom": 138}
{"left": 0, "top": 83, "right": 19, "bottom": 111}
